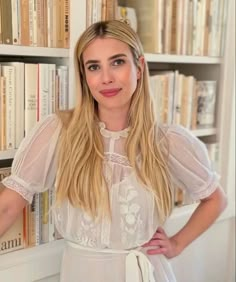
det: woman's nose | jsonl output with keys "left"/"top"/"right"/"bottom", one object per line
{"left": 101, "top": 68, "right": 114, "bottom": 84}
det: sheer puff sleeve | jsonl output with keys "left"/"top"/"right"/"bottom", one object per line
{"left": 161, "top": 125, "right": 221, "bottom": 201}
{"left": 1, "top": 114, "right": 62, "bottom": 204}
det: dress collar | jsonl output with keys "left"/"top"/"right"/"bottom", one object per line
{"left": 98, "top": 122, "right": 130, "bottom": 139}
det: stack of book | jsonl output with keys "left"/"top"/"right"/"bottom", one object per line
{"left": 149, "top": 71, "right": 217, "bottom": 129}
{"left": 0, "top": 0, "right": 70, "bottom": 48}
{"left": 0, "top": 63, "right": 69, "bottom": 151}
{"left": 0, "top": 166, "right": 61, "bottom": 255}
{"left": 125, "top": 0, "right": 228, "bottom": 56}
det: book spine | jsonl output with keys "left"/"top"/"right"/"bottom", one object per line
{"left": 20, "top": 0, "right": 30, "bottom": 46}
{"left": 2, "top": 66, "right": 16, "bottom": 150}
{"left": 24, "top": 64, "right": 38, "bottom": 136}
{"left": 1, "top": 0, "right": 13, "bottom": 44}
{"left": 0, "top": 76, "right": 6, "bottom": 151}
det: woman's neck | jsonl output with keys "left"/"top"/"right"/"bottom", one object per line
{"left": 98, "top": 108, "right": 129, "bottom": 131}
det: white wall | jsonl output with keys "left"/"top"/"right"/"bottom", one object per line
{"left": 165, "top": 213, "right": 235, "bottom": 282}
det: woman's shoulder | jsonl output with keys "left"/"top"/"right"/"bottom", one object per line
{"left": 157, "top": 123, "right": 198, "bottom": 145}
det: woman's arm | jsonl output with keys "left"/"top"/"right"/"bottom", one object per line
{"left": 144, "top": 187, "right": 227, "bottom": 258}
{"left": 0, "top": 183, "right": 28, "bottom": 237}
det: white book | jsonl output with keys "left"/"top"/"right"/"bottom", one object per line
{"left": 155, "top": 71, "right": 175, "bottom": 124}
{"left": 199, "top": 0, "right": 207, "bottom": 56}
{"left": 196, "top": 80, "right": 217, "bottom": 126}
{"left": 38, "top": 64, "right": 49, "bottom": 121}
{"left": 24, "top": 64, "right": 38, "bottom": 136}
{"left": 181, "top": 76, "right": 194, "bottom": 129}
{"left": 4, "top": 62, "right": 25, "bottom": 148}
{"left": 48, "top": 64, "right": 56, "bottom": 114}
{"left": 1, "top": 65, "right": 16, "bottom": 150}
{"left": 0, "top": 75, "right": 7, "bottom": 151}
{"left": 208, "top": 0, "right": 219, "bottom": 56}
{"left": 192, "top": 0, "right": 199, "bottom": 55}
{"left": 181, "top": 0, "right": 189, "bottom": 55}
{"left": 57, "top": 66, "right": 69, "bottom": 110}
{"left": 176, "top": 0, "right": 184, "bottom": 54}
{"left": 173, "top": 71, "right": 182, "bottom": 125}
{"left": 47, "top": 0, "right": 53, "bottom": 47}
{"left": 163, "top": 0, "right": 173, "bottom": 54}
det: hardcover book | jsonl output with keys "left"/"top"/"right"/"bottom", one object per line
{"left": 0, "top": 167, "right": 24, "bottom": 255}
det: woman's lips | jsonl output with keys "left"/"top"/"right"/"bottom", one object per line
{"left": 99, "top": 88, "right": 121, "bottom": 97}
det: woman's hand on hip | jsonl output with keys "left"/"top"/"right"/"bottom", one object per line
{"left": 142, "top": 227, "right": 181, "bottom": 259}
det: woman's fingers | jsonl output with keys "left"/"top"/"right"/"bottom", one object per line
{"left": 147, "top": 247, "right": 167, "bottom": 255}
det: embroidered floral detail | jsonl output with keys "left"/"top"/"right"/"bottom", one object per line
{"left": 2, "top": 177, "right": 34, "bottom": 203}
{"left": 98, "top": 122, "right": 130, "bottom": 139}
{"left": 104, "top": 153, "right": 131, "bottom": 167}
{"left": 119, "top": 185, "right": 143, "bottom": 245}
{"left": 75, "top": 212, "right": 98, "bottom": 247}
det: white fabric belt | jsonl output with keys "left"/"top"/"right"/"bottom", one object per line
{"left": 67, "top": 241, "right": 156, "bottom": 282}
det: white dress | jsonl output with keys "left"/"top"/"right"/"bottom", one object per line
{"left": 2, "top": 114, "right": 220, "bottom": 282}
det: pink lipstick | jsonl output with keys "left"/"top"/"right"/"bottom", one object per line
{"left": 99, "top": 88, "right": 121, "bottom": 97}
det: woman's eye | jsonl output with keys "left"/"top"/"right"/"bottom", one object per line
{"left": 113, "top": 59, "right": 125, "bottom": 66}
{"left": 87, "top": 64, "right": 99, "bottom": 71}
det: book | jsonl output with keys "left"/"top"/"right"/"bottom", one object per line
{"left": 0, "top": 213, "right": 24, "bottom": 255}
{"left": 117, "top": 6, "right": 138, "bottom": 32}
{"left": 0, "top": 0, "right": 13, "bottom": 44}
{"left": 0, "top": 167, "right": 24, "bottom": 255}
{"left": 3, "top": 62, "right": 25, "bottom": 149}
{"left": 20, "top": 0, "right": 30, "bottom": 46}
{"left": 24, "top": 63, "right": 38, "bottom": 136}
{"left": 126, "top": 0, "right": 164, "bottom": 53}
{"left": 0, "top": 76, "right": 7, "bottom": 151}
{"left": 1, "top": 65, "right": 16, "bottom": 150}
{"left": 196, "top": 81, "right": 217, "bottom": 126}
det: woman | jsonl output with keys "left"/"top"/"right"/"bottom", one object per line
{"left": 0, "top": 20, "right": 227, "bottom": 282}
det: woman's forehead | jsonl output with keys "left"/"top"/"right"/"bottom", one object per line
{"left": 82, "top": 38, "right": 132, "bottom": 60}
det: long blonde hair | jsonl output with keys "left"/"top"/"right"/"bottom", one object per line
{"left": 56, "top": 20, "right": 173, "bottom": 223}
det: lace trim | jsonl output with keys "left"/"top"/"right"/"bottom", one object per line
{"left": 2, "top": 177, "right": 34, "bottom": 203}
{"left": 98, "top": 122, "right": 130, "bottom": 139}
{"left": 104, "top": 153, "right": 131, "bottom": 167}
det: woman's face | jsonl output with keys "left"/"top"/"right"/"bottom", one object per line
{"left": 82, "top": 37, "right": 142, "bottom": 114}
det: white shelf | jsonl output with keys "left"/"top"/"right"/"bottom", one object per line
{"left": 0, "top": 149, "right": 17, "bottom": 160}
{"left": 0, "top": 240, "right": 64, "bottom": 281}
{"left": 144, "top": 53, "right": 222, "bottom": 64}
{"left": 191, "top": 127, "right": 217, "bottom": 137}
{"left": 0, "top": 240, "right": 64, "bottom": 270}
{"left": 0, "top": 45, "right": 69, "bottom": 57}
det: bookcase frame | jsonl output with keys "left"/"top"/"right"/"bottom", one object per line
{"left": 0, "top": 0, "right": 234, "bottom": 281}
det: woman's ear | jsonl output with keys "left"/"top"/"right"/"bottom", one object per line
{"left": 137, "top": 55, "right": 145, "bottom": 79}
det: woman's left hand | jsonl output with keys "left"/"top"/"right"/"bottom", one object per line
{"left": 142, "top": 227, "right": 180, "bottom": 259}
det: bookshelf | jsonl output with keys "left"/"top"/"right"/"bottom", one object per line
{"left": 0, "top": 149, "right": 17, "bottom": 160}
{"left": 144, "top": 53, "right": 222, "bottom": 64}
{"left": 0, "top": 0, "right": 235, "bottom": 281}
{"left": 0, "top": 46, "right": 69, "bottom": 58}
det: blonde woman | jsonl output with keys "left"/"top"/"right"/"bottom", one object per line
{"left": 0, "top": 21, "right": 227, "bottom": 282}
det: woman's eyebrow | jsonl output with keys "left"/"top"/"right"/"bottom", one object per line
{"left": 108, "top": 53, "right": 127, "bottom": 60}
{"left": 84, "top": 54, "right": 127, "bottom": 65}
